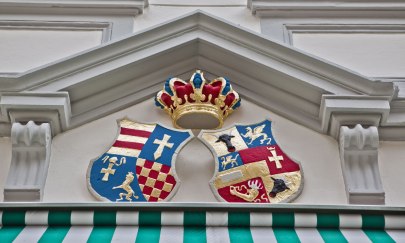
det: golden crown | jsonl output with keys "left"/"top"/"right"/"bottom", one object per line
{"left": 155, "top": 70, "right": 241, "bottom": 129}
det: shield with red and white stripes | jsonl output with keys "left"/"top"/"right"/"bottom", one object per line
{"left": 87, "top": 119, "right": 193, "bottom": 202}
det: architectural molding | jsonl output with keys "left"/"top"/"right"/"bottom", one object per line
{"left": 0, "top": 20, "right": 113, "bottom": 43}
{"left": 249, "top": 0, "right": 405, "bottom": 47}
{"left": 282, "top": 24, "right": 405, "bottom": 45}
{"left": 0, "top": 0, "right": 148, "bottom": 42}
{"left": 248, "top": 0, "right": 405, "bottom": 17}
{"left": 339, "top": 124, "right": 385, "bottom": 204}
{"left": 4, "top": 121, "right": 51, "bottom": 201}
{"left": 320, "top": 95, "right": 391, "bottom": 139}
{"left": 0, "top": 11, "right": 404, "bottom": 140}
{"left": 0, "top": 92, "right": 71, "bottom": 136}
{"left": 0, "top": 20, "right": 113, "bottom": 76}
{"left": 0, "top": 0, "right": 148, "bottom": 15}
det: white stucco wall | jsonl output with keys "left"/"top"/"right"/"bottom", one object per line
{"left": 379, "top": 141, "right": 405, "bottom": 206}
{"left": 133, "top": 5, "right": 260, "bottom": 34}
{"left": 42, "top": 99, "right": 347, "bottom": 204}
{"left": 0, "top": 29, "right": 103, "bottom": 73}
{"left": 292, "top": 33, "right": 405, "bottom": 78}
{"left": 0, "top": 3, "right": 260, "bottom": 75}
{"left": 0, "top": 138, "right": 11, "bottom": 202}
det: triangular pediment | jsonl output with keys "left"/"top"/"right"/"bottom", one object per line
{"left": 0, "top": 11, "right": 403, "bottom": 140}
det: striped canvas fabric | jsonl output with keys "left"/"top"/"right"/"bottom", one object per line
{"left": 0, "top": 209, "right": 404, "bottom": 242}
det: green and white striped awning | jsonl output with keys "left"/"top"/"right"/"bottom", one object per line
{"left": 0, "top": 203, "right": 404, "bottom": 242}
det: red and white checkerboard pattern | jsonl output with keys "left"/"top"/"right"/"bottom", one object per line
{"left": 135, "top": 158, "right": 176, "bottom": 202}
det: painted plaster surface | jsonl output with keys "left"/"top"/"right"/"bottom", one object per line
{"left": 0, "top": 138, "right": 11, "bottom": 202}
{"left": 379, "top": 141, "right": 405, "bottom": 206}
{"left": 133, "top": 6, "right": 260, "bottom": 34}
{"left": 0, "top": 4, "right": 260, "bottom": 75}
{"left": 0, "top": 29, "right": 102, "bottom": 73}
{"left": 293, "top": 33, "right": 405, "bottom": 77}
{"left": 43, "top": 99, "right": 346, "bottom": 204}
{"left": 149, "top": 0, "right": 246, "bottom": 5}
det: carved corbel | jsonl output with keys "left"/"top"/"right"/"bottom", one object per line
{"left": 339, "top": 124, "right": 384, "bottom": 204}
{"left": 4, "top": 121, "right": 51, "bottom": 201}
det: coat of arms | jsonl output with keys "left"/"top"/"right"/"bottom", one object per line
{"left": 199, "top": 120, "right": 303, "bottom": 203}
{"left": 87, "top": 119, "right": 193, "bottom": 202}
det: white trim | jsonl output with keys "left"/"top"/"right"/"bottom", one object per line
{"left": 283, "top": 24, "right": 405, "bottom": 45}
{"left": 0, "top": 0, "right": 148, "bottom": 15}
{"left": 0, "top": 202, "right": 404, "bottom": 212}
{"left": 0, "top": 92, "right": 71, "bottom": 135}
{"left": 0, "top": 20, "right": 113, "bottom": 76}
{"left": 0, "top": 0, "right": 148, "bottom": 50}
{"left": 249, "top": 0, "right": 405, "bottom": 17}
{"left": 0, "top": 20, "right": 112, "bottom": 43}
{"left": 320, "top": 95, "right": 391, "bottom": 138}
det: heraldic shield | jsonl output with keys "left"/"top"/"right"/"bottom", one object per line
{"left": 199, "top": 120, "right": 303, "bottom": 203}
{"left": 87, "top": 119, "right": 193, "bottom": 202}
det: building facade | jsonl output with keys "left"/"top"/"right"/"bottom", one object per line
{"left": 0, "top": 0, "right": 404, "bottom": 241}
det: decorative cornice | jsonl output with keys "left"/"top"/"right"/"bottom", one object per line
{"left": 249, "top": 0, "right": 405, "bottom": 17}
{"left": 0, "top": 11, "right": 403, "bottom": 140}
{"left": 0, "top": 0, "right": 149, "bottom": 15}
{"left": 0, "top": 92, "right": 71, "bottom": 136}
{"left": 320, "top": 95, "right": 391, "bottom": 138}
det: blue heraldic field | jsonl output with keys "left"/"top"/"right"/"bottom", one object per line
{"left": 88, "top": 119, "right": 192, "bottom": 202}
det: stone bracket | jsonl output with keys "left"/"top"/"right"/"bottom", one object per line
{"left": 339, "top": 124, "right": 385, "bottom": 204}
{"left": 320, "top": 95, "right": 391, "bottom": 139}
{"left": 4, "top": 121, "right": 51, "bottom": 201}
{"left": 0, "top": 92, "right": 71, "bottom": 136}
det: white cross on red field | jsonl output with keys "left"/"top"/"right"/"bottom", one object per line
{"left": 267, "top": 147, "right": 284, "bottom": 169}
